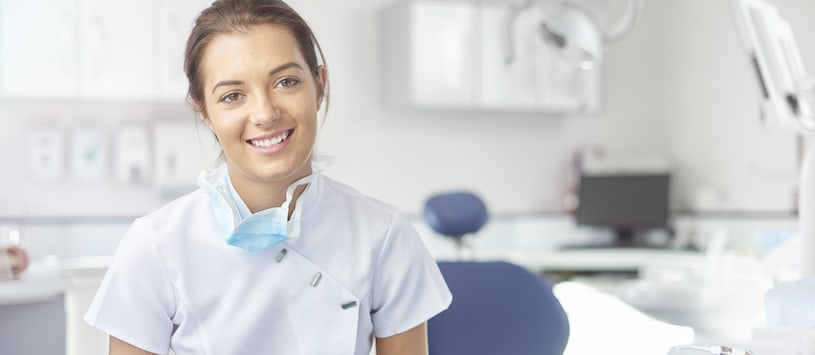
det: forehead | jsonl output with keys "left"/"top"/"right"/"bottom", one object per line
{"left": 201, "top": 24, "right": 307, "bottom": 85}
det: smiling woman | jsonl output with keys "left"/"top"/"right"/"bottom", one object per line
{"left": 82, "top": 1, "right": 452, "bottom": 355}
{"left": 199, "top": 24, "right": 324, "bottom": 212}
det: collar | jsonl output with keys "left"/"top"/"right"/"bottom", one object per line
{"left": 198, "top": 162, "right": 323, "bottom": 222}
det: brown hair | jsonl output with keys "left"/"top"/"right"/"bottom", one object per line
{"left": 184, "top": 0, "right": 329, "bottom": 115}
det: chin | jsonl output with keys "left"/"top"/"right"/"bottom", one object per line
{"left": 254, "top": 160, "right": 311, "bottom": 183}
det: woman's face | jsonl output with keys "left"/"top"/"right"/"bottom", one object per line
{"left": 199, "top": 24, "right": 325, "bottom": 187}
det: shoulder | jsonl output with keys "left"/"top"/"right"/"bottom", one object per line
{"left": 128, "top": 188, "right": 212, "bottom": 246}
{"left": 310, "top": 175, "right": 422, "bottom": 254}
{"left": 298, "top": 175, "right": 420, "bottom": 255}
{"left": 314, "top": 175, "right": 406, "bottom": 228}
{"left": 140, "top": 189, "right": 211, "bottom": 227}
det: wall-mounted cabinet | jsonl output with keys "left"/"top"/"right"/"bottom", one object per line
{"left": 0, "top": 0, "right": 208, "bottom": 102}
{"left": 0, "top": 0, "right": 79, "bottom": 99}
{"left": 381, "top": 0, "right": 602, "bottom": 114}
{"left": 78, "top": 0, "right": 156, "bottom": 101}
{"left": 156, "top": 0, "right": 212, "bottom": 102}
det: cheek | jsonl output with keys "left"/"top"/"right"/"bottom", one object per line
{"left": 210, "top": 113, "right": 245, "bottom": 142}
{"left": 296, "top": 110, "right": 319, "bottom": 137}
{"left": 289, "top": 96, "right": 320, "bottom": 126}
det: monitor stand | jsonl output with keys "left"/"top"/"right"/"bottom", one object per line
{"left": 559, "top": 228, "right": 671, "bottom": 250}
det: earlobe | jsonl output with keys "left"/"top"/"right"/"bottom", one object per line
{"left": 198, "top": 114, "right": 213, "bottom": 131}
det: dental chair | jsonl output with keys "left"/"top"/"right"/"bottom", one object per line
{"left": 423, "top": 192, "right": 488, "bottom": 255}
{"left": 423, "top": 192, "right": 570, "bottom": 355}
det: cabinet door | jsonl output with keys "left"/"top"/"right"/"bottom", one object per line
{"left": 78, "top": 0, "right": 156, "bottom": 101}
{"left": 0, "top": 0, "right": 79, "bottom": 99}
{"left": 478, "top": 3, "right": 539, "bottom": 111}
{"left": 156, "top": 0, "right": 210, "bottom": 103}
{"left": 479, "top": 3, "right": 600, "bottom": 114}
{"left": 408, "top": 2, "right": 476, "bottom": 109}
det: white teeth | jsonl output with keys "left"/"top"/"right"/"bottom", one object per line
{"left": 250, "top": 130, "right": 290, "bottom": 148}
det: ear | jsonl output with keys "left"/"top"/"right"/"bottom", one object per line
{"left": 315, "top": 65, "right": 327, "bottom": 110}
{"left": 190, "top": 99, "right": 212, "bottom": 129}
{"left": 202, "top": 116, "right": 213, "bottom": 131}
{"left": 197, "top": 111, "right": 212, "bottom": 128}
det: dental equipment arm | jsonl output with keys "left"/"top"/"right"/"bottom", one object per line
{"left": 730, "top": 0, "right": 815, "bottom": 334}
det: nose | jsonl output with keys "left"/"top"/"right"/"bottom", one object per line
{"left": 249, "top": 95, "right": 280, "bottom": 127}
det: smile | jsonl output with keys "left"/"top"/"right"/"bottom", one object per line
{"left": 248, "top": 129, "right": 292, "bottom": 148}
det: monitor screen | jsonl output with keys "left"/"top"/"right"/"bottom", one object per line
{"left": 575, "top": 173, "right": 670, "bottom": 245}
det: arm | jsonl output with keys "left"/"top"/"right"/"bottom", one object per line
{"left": 109, "top": 336, "right": 157, "bottom": 355}
{"left": 375, "top": 322, "right": 429, "bottom": 355}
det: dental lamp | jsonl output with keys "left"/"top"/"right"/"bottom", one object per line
{"left": 730, "top": 0, "right": 815, "bottom": 330}
{"left": 504, "top": 0, "right": 644, "bottom": 70}
{"left": 539, "top": 3, "right": 604, "bottom": 70}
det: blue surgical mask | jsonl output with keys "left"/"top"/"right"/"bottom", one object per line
{"left": 198, "top": 164, "right": 314, "bottom": 252}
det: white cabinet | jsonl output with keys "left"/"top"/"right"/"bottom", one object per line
{"left": 408, "top": 2, "right": 477, "bottom": 109}
{"left": 480, "top": 2, "right": 601, "bottom": 113}
{"left": 383, "top": 1, "right": 477, "bottom": 110}
{"left": 0, "top": 0, "right": 79, "bottom": 99}
{"left": 78, "top": 0, "right": 156, "bottom": 101}
{"left": 157, "top": 0, "right": 212, "bottom": 102}
{"left": 383, "top": 0, "right": 602, "bottom": 114}
{"left": 478, "top": 2, "right": 540, "bottom": 111}
{"left": 0, "top": 0, "right": 207, "bottom": 102}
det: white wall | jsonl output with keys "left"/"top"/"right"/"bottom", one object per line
{"left": 293, "top": 0, "right": 807, "bottom": 214}
{"left": 295, "top": 0, "right": 665, "bottom": 214}
{"left": 657, "top": 0, "right": 806, "bottom": 212}
{"left": 0, "top": 0, "right": 809, "bottom": 218}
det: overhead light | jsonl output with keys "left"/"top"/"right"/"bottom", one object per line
{"left": 505, "top": 0, "right": 644, "bottom": 70}
{"left": 539, "top": 3, "right": 603, "bottom": 70}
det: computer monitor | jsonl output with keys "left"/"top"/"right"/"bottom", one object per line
{"left": 574, "top": 173, "right": 671, "bottom": 248}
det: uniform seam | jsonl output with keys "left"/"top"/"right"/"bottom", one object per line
{"left": 370, "top": 209, "right": 401, "bottom": 335}
{"left": 138, "top": 217, "right": 215, "bottom": 355}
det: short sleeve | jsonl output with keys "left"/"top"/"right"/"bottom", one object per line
{"left": 84, "top": 218, "right": 175, "bottom": 354}
{"left": 371, "top": 212, "right": 452, "bottom": 337}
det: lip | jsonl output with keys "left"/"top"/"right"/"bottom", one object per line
{"left": 246, "top": 128, "right": 294, "bottom": 155}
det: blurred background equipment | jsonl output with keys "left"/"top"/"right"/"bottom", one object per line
{"left": 424, "top": 191, "right": 570, "bottom": 355}
{"left": 424, "top": 191, "right": 489, "bottom": 258}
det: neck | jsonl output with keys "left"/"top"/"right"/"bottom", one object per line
{"left": 227, "top": 165, "right": 313, "bottom": 216}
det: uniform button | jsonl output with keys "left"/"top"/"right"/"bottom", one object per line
{"left": 310, "top": 272, "right": 322, "bottom": 287}
{"left": 275, "top": 249, "right": 288, "bottom": 263}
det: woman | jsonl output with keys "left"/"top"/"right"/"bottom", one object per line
{"left": 84, "top": 1, "right": 452, "bottom": 354}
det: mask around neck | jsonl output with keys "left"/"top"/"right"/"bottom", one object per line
{"left": 197, "top": 164, "right": 315, "bottom": 252}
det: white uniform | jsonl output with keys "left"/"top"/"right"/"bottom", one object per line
{"left": 85, "top": 173, "right": 452, "bottom": 355}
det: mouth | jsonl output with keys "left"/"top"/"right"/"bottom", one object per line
{"left": 247, "top": 129, "right": 293, "bottom": 148}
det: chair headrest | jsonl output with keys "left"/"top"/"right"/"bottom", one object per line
{"left": 423, "top": 192, "right": 488, "bottom": 238}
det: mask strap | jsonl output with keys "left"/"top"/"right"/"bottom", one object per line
{"left": 198, "top": 167, "right": 241, "bottom": 225}
{"left": 282, "top": 174, "right": 316, "bottom": 237}
{"left": 281, "top": 173, "right": 316, "bottom": 214}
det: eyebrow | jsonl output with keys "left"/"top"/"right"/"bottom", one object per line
{"left": 210, "top": 62, "right": 305, "bottom": 94}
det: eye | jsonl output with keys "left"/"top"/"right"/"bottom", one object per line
{"left": 219, "top": 92, "right": 245, "bottom": 104}
{"left": 275, "top": 77, "right": 300, "bottom": 89}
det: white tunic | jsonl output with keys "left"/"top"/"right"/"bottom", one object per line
{"left": 85, "top": 174, "right": 452, "bottom": 355}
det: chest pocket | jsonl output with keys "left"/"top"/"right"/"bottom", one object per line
{"left": 283, "top": 248, "right": 359, "bottom": 355}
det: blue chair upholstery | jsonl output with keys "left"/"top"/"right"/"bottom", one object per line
{"left": 424, "top": 191, "right": 488, "bottom": 239}
{"left": 429, "top": 261, "right": 570, "bottom": 355}
{"left": 423, "top": 191, "right": 570, "bottom": 355}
